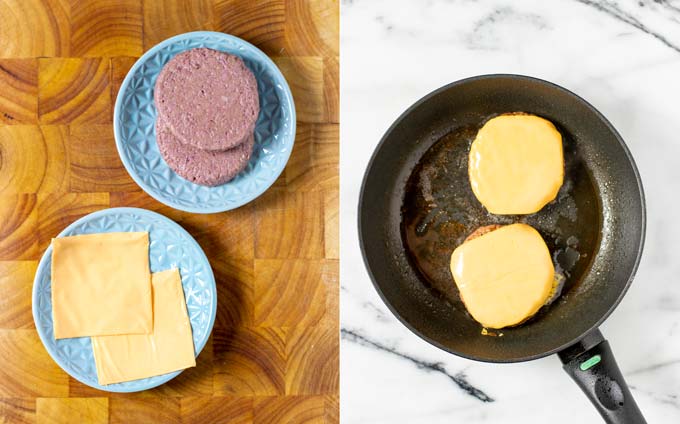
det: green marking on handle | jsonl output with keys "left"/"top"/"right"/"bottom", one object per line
{"left": 580, "top": 354, "right": 602, "bottom": 371}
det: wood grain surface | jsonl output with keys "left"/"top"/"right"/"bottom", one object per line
{"left": 0, "top": 0, "right": 339, "bottom": 422}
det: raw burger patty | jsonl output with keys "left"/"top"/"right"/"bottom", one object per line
{"left": 154, "top": 48, "right": 260, "bottom": 151}
{"left": 156, "top": 118, "right": 254, "bottom": 187}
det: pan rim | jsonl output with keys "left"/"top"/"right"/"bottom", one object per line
{"left": 357, "top": 73, "right": 647, "bottom": 363}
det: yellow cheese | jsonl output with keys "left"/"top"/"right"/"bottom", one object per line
{"left": 91, "top": 269, "right": 196, "bottom": 385}
{"left": 51, "top": 232, "right": 152, "bottom": 339}
{"left": 469, "top": 114, "right": 564, "bottom": 214}
{"left": 450, "top": 224, "right": 554, "bottom": 329}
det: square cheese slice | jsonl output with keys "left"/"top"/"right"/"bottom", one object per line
{"left": 91, "top": 269, "right": 196, "bottom": 385}
{"left": 51, "top": 232, "right": 152, "bottom": 339}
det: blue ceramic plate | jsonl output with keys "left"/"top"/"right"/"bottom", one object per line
{"left": 113, "top": 31, "right": 296, "bottom": 213}
{"left": 32, "top": 207, "right": 216, "bottom": 392}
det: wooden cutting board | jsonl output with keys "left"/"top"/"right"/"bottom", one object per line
{"left": 0, "top": 0, "right": 339, "bottom": 422}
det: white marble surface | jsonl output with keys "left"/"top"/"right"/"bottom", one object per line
{"left": 340, "top": 0, "right": 680, "bottom": 422}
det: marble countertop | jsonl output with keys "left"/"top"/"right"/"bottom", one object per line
{"left": 340, "top": 0, "right": 680, "bottom": 422}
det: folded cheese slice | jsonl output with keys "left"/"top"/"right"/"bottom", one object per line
{"left": 91, "top": 269, "right": 196, "bottom": 385}
{"left": 51, "top": 232, "right": 152, "bottom": 339}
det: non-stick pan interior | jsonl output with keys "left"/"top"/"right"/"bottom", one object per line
{"left": 359, "top": 75, "right": 645, "bottom": 362}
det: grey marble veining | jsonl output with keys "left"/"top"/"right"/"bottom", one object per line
{"left": 340, "top": 0, "right": 680, "bottom": 422}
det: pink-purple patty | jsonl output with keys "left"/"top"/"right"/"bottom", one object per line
{"left": 154, "top": 48, "right": 259, "bottom": 151}
{"left": 156, "top": 118, "right": 253, "bottom": 187}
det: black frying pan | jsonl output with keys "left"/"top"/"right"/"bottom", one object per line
{"left": 358, "top": 75, "right": 646, "bottom": 423}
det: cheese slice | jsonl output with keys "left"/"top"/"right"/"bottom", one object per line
{"left": 91, "top": 269, "right": 196, "bottom": 385}
{"left": 51, "top": 232, "right": 152, "bottom": 339}
{"left": 469, "top": 114, "right": 564, "bottom": 214}
{"left": 450, "top": 224, "right": 554, "bottom": 329}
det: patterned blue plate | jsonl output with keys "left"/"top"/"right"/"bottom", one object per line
{"left": 113, "top": 31, "right": 296, "bottom": 213}
{"left": 32, "top": 207, "right": 216, "bottom": 392}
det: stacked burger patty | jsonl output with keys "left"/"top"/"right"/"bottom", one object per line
{"left": 154, "top": 48, "right": 260, "bottom": 186}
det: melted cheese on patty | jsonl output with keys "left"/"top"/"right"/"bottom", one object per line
{"left": 469, "top": 114, "right": 564, "bottom": 215}
{"left": 450, "top": 224, "right": 554, "bottom": 329}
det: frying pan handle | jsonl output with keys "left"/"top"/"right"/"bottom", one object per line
{"left": 558, "top": 329, "right": 646, "bottom": 424}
